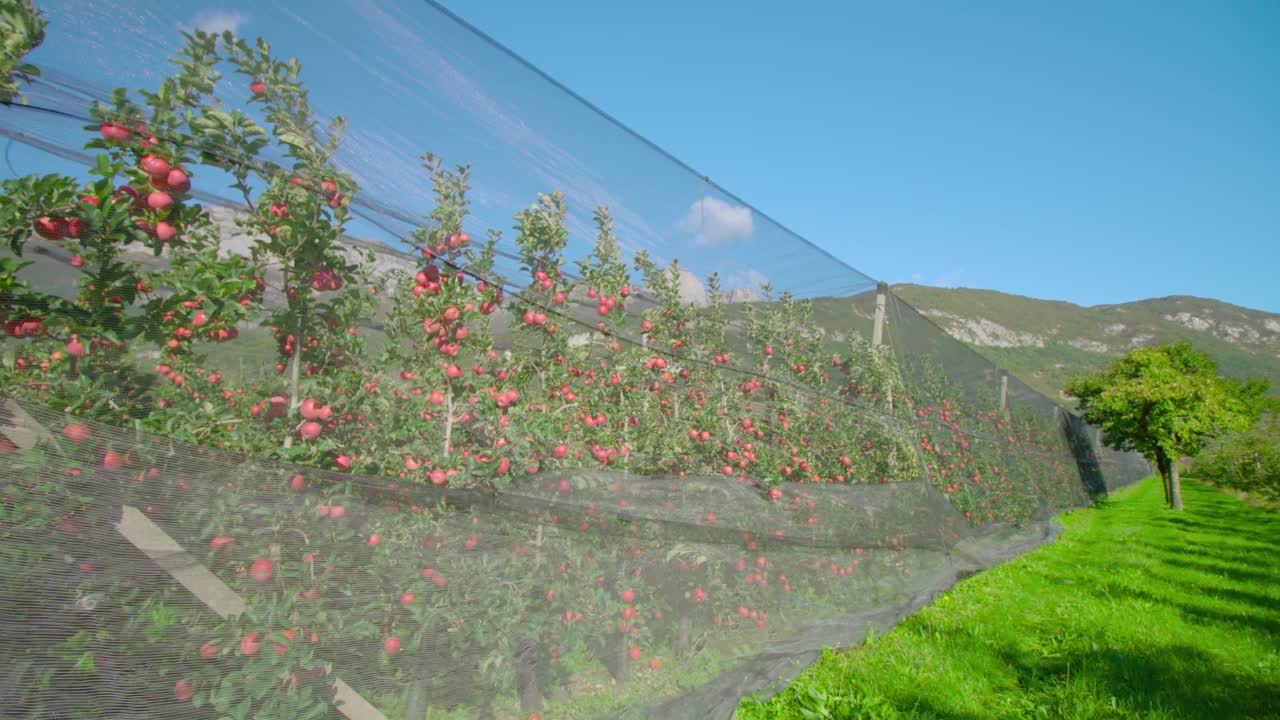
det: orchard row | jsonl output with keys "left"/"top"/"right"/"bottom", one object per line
{"left": 0, "top": 12, "right": 1100, "bottom": 720}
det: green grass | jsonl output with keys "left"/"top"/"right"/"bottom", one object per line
{"left": 735, "top": 477, "right": 1280, "bottom": 719}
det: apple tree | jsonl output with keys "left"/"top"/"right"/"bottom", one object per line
{"left": 1067, "top": 342, "right": 1266, "bottom": 510}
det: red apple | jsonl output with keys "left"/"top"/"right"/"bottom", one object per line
{"left": 299, "top": 398, "right": 326, "bottom": 420}
{"left": 139, "top": 155, "right": 169, "bottom": 178}
{"left": 62, "top": 424, "right": 90, "bottom": 443}
{"left": 64, "top": 218, "right": 86, "bottom": 239}
{"left": 154, "top": 221, "right": 177, "bottom": 243}
{"left": 145, "top": 191, "right": 173, "bottom": 211}
{"left": 100, "top": 123, "right": 130, "bottom": 143}
{"left": 33, "top": 216, "right": 62, "bottom": 240}
{"left": 166, "top": 169, "right": 191, "bottom": 193}
{"left": 299, "top": 421, "right": 322, "bottom": 440}
{"left": 249, "top": 558, "right": 273, "bottom": 582}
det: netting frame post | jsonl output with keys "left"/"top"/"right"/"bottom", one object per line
{"left": 872, "top": 281, "right": 888, "bottom": 347}
{"left": 999, "top": 371, "right": 1009, "bottom": 417}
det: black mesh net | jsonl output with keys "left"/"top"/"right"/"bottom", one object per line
{"left": 0, "top": 2, "right": 1148, "bottom": 719}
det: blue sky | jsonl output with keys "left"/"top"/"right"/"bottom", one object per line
{"left": 442, "top": 0, "right": 1280, "bottom": 312}
{"left": 4, "top": 1, "right": 1278, "bottom": 311}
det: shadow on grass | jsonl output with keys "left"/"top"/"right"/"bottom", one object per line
{"left": 1147, "top": 484, "right": 1280, "bottom": 546}
{"left": 1150, "top": 534, "right": 1280, "bottom": 557}
{"left": 1128, "top": 544, "right": 1280, "bottom": 587}
{"left": 1144, "top": 572, "right": 1280, "bottom": 619}
{"left": 990, "top": 642, "right": 1280, "bottom": 719}
{"left": 1024, "top": 560, "right": 1280, "bottom": 646}
{"left": 1108, "top": 580, "right": 1280, "bottom": 638}
{"left": 1150, "top": 515, "right": 1280, "bottom": 549}
{"left": 874, "top": 627, "right": 1280, "bottom": 719}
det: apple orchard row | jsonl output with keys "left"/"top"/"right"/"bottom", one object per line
{"left": 0, "top": 16, "right": 1094, "bottom": 720}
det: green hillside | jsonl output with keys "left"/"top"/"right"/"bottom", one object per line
{"left": 891, "top": 285, "right": 1280, "bottom": 403}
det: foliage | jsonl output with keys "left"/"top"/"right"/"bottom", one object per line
{"left": 0, "top": 0, "right": 44, "bottom": 104}
{"left": 1189, "top": 413, "right": 1280, "bottom": 502}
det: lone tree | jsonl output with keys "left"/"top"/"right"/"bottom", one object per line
{"left": 1067, "top": 342, "right": 1267, "bottom": 510}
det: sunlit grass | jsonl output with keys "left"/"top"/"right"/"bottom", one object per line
{"left": 736, "top": 477, "right": 1280, "bottom": 719}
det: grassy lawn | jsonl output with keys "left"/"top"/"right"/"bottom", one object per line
{"left": 735, "top": 477, "right": 1280, "bottom": 719}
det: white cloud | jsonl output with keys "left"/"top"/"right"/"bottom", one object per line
{"left": 680, "top": 196, "right": 754, "bottom": 247}
{"left": 729, "top": 268, "right": 770, "bottom": 290}
{"left": 187, "top": 10, "right": 248, "bottom": 35}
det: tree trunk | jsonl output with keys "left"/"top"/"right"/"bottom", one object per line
{"left": 1155, "top": 453, "right": 1172, "bottom": 506}
{"left": 1169, "top": 458, "right": 1184, "bottom": 511}
{"left": 599, "top": 630, "right": 631, "bottom": 685}
{"left": 513, "top": 636, "right": 543, "bottom": 717}
{"left": 281, "top": 297, "right": 305, "bottom": 449}
{"left": 675, "top": 615, "right": 691, "bottom": 656}
{"left": 613, "top": 632, "right": 631, "bottom": 684}
{"left": 403, "top": 633, "right": 434, "bottom": 720}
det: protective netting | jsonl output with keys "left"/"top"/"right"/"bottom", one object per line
{"left": 0, "top": 2, "right": 1149, "bottom": 719}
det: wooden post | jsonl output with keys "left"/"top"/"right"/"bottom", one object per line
{"left": 872, "top": 281, "right": 888, "bottom": 347}
{"left": 999, "top": 371, "right": 1009, "bottom": 416}
{"left": 1095, "top": 427, "right": 1103, "bottom": 449}
{"left": 871, "top": 282, "right": 894, "bottom": 410}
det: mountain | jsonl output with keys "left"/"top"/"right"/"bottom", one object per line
{"left": 890, "top": 284, "right": 1280, "bottom": 403}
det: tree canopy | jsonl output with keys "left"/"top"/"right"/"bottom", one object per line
{"left": 1067, "top": 342, "right": 1267, "bottom": 509}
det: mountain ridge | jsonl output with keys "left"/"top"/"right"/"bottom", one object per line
{"left": 889, "top": 284, "right": 1280, "bottom": 403}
